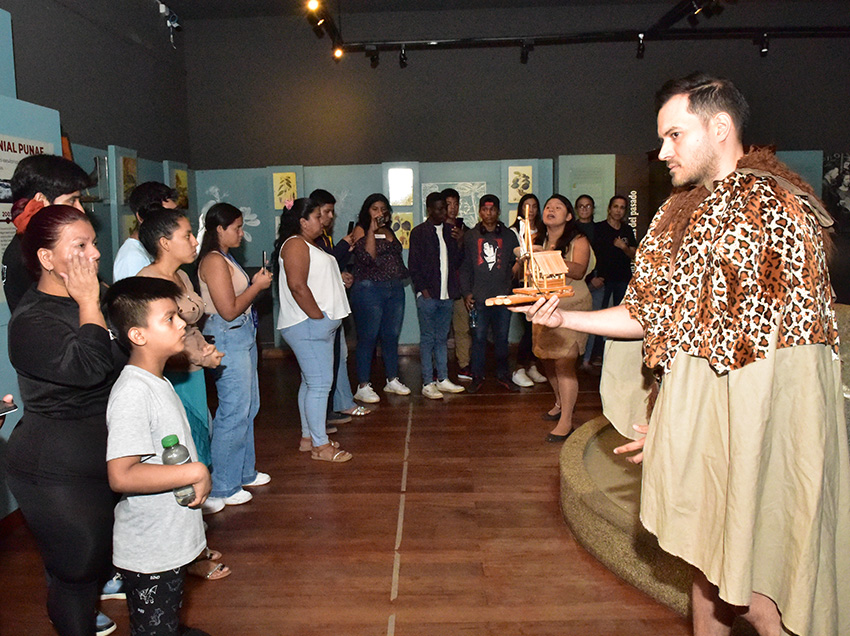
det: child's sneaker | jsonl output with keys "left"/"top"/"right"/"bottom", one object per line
{"left": 96, "top": 612, "right": 117, "bottom": 636}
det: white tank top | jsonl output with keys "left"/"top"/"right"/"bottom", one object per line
{"left": 276, "top": 236, "right": 351, "bottom": 329}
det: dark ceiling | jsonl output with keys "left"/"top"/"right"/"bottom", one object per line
{"left": 165, "top": 0, "right": 663, "bottom": 20}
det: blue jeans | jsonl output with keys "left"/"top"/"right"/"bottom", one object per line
{"left": 280, "top": 314, "right": 340, "bottom": 446}
{"left": 584, "top": 285, "right": 606, "bottom": 364}
{"left": 330, "top": 324, "right": 356, "bottom": 413}
{"left": 204, "top": 313, "right": 259, "bottom": 498}
{"left": 416, "top": 296, "right": 453, "bottom": 382}
{"left": 471, "top": 303, "right": 511, "bottom": 380}
{"left": 350, "top": 279, "right": 405, "bottom": 385}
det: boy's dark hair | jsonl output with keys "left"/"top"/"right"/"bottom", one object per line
{"left": 105, "top": 276, "right": 181, "bottom": 349}
{"left": 655, "top": 72, "right": 750, "bottom": 140}
{"left": 128, "top": 182, "right": 178, "bottom": 219}
{"left": 425, "top": 191, "right": 446, "bottom": 211}
{"left": 479, "top": 194, "right": 500, "bottom": 209}
{"left": 441, "top": 188, "right": 460, "bottom": 200}
{"left": 10, "top": 154, "right": 91, "bottom": 202}
{"left": 309, "top": 189, "right": 336, "bottom": 206}
{"left": 139, "top": 206, "right": 186, "bottom": 258}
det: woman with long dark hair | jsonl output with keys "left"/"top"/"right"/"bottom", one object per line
{"left": 532, "top": 195, "right": 593, "bottom": 442}
{"left": 510, "top": 193, "right": 547, "bottom": 387}
{"left": 6, "top": 204, "right": 122, "bottom": 635}
{"left": 349, "top": 193, "right": 410, "bottom": 404}
{"left": 275, "top": 198, "right": 353, "bottom": 462}
{"left": 197, "top": 203, "right": 273, "bottom": 507}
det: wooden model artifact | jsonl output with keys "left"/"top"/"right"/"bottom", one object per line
{"left": 485, "top": 218, "right": 574, "bottom": 306}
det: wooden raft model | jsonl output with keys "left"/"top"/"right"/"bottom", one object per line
{"left": 485, "top": 219, "right": 574, "bottom": 306}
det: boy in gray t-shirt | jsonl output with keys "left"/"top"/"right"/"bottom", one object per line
{"left": 105, "top": 277, "right": 212, "bottom": 636}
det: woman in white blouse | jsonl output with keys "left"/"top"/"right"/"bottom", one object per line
{"left": 276, "top": 198, "right": 353, "bottom": 463}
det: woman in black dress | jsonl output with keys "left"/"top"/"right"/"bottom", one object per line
{"left": 6, "top": 204, "right": 123, "bottom": 635}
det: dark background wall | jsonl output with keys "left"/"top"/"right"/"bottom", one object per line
{"left": 1, "top": 1, "right": 848, "bottom": 170}
{"left": 2, "top": 0, "right": 190, "bottom": 162}
{"left": 183, "top": 1, "right": 850, "bottom": 169}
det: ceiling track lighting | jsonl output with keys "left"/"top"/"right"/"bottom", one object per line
{"left": 520, "top": 40, "right": 533, "bottom": 64}
{"left": 366, "top": 46, "right": 379, "bottom": 68}
{"left": 759, "top": 32, "right": 769, "bottom": 57}
{"left": 399, "top": 45, "right": 408, "bottom": 69}
{"left": 636, "top": 33, "right": 645, "bottom": 59}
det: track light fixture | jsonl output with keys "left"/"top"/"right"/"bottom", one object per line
{"left": 520, "top": 40, "right": 533, "bottom": 64}
{"left": 759, "top": 32, "right": 769, "bottom": 57}
{"left": 366, "top": 46, "right": 379, "bottom": 68}
{"left": 636, "top": 33, "right": 645, "bottom": 59}
{"left": 399, "top": 45, "right": 408, "bottom": 69}
{"left": 333, "top": 42, "right": 344, "bottom": 61}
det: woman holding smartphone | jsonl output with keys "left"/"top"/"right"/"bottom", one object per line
{"left": 198, "top": 203, "right": 273, "bottom": 508}
{"left": 349, "top": 193, "right": 410, "bottom": 404}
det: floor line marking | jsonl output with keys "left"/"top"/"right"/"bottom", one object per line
{"left": 387, "top": 613, "right": 396, "bottom": 636}
{"left": 395, "top": 493, "right": 406, "bottom": 550}
{"left": 390, "top": 551, "right": 401, "bottom": 601}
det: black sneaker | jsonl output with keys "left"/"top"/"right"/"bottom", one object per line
{"left": 457, "top": 367, "right": 472, "bottom": 381}
{"left": 467, "top": 377, "right": 484, "bottom": 393}
{"left": 327, "top": 411, "right": 352, "bottom": 425}
{"left": 496, "top": 376, "right": 521, "bottom": 392}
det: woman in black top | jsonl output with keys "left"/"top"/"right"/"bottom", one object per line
{"left": 6, "top": 204, "right": 122, "bottom": 636}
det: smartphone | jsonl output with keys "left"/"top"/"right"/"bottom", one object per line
{"left": 0, "top": 400, "right": 18, "bottom": 417}
{"left": 262, "top": 250, "right": 267, "bottom": 269}
{"left": 347, "top": 221, "right": 355, "bottom": 234}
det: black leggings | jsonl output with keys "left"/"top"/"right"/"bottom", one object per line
{"left": 7, "top": 473, "right": 115, "bottom": 636}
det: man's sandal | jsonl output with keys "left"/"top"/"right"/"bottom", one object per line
{"left": 300, "top": 438, "right": 339, "bottom": 452}
{"left": 311, "top": 443, "right": 353, "bottom": 463}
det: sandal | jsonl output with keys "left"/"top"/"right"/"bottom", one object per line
{"left": 188, "top": 559, "right": 231, "bottom": 581}
{"left": 342, "top": 405, "right": 371, "bottom": 416}
{"left": 311, "top": 443, "right": 353, "bottom": 463}
{"left": 300, "top": 438, "right": 339, "bottom": 452}
{"left": 193, "top": 548, "right": 222, "bottom": 562}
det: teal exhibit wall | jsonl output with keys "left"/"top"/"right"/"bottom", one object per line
{"left": 0, "top": 10, "right": 14, "bottom": 99}
{"left": 194, "top": 158, "right": 556, "bottom": 348}
{"left": 0, "top": 95, "right": 62, "bottom": 519}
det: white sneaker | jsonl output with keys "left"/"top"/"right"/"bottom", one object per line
{"left": 201, "top": 497, "right": 225, "bottom": 515}
{"left": 243, "top": 471, "right": 270, "bottom": 487}
{"left": 384, "top": 377, "right": 411, "bottom": 395}
{"left": 435, "top": 378, "right": 465, "bottom": 393}
{"left": 527, "top": 364, "right": 547, "bottom": 384}
{"left": 223, "top": 489, "right": 253, "bottom": 506}
{"left": 354, "top": 383, "right": 381, "bottom": 403}
{"left": 422, "top": 382, "right": 444, "bottom": 400}
{"left": 512, "top": 368, "right": 534, "bottom": 388}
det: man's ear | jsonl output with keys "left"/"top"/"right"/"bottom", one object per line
{"left": 713, "top": 112, "right": 734, "bottom": 143}
{"left": 127, "top": 326, "right": 146, "bottom": 347}
{"left": 33, "top": 192, "right": 51, "bottom": 205}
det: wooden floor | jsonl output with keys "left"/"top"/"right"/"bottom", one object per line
{"left": 0, "top": 352, "right": 690, "bottom": 636}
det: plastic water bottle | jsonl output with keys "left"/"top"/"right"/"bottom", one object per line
{"left": 161, "top": 435, "right": 196, "bottom": 506}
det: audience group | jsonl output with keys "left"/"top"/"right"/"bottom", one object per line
{"left": 0, "top": 153, "right": 635, "bottom": 636}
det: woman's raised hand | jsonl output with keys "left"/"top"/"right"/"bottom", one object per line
{"left": 60, "top": 251, "right": 101, "bottom": 307}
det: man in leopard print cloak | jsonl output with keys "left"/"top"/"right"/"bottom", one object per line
{"left": 517, "top": 73, "right": 849, "bottom": 636}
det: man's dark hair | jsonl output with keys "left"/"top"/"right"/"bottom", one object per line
{"left": 479, "top": 194, "right": 500, "bottom": 209}
{"left": 10, "top": 154, "right": 91, "bottom": 202}
{"left": 105, "top": 276, "right": 181, "bottom": 349}
{"left": 655, "top": 72, "right": 750, "bottom": 140}
{"left": 425, "top": 191, "right": 446, "bottom": 211}
{"left": 441, "top": 188, "right": 460, "bottom": 201}
{"left": 128, "top": 182, "right": 178, "bottom": 219}
{"left": 608, "top": 195, "right": 628, "bottom": 210}
{"left": 309, "top": 189, "right": 336, "bottom": 206}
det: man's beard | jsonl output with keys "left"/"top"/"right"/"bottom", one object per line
{"left": 671, "top": 137, "right": 718, "bottom": 187}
